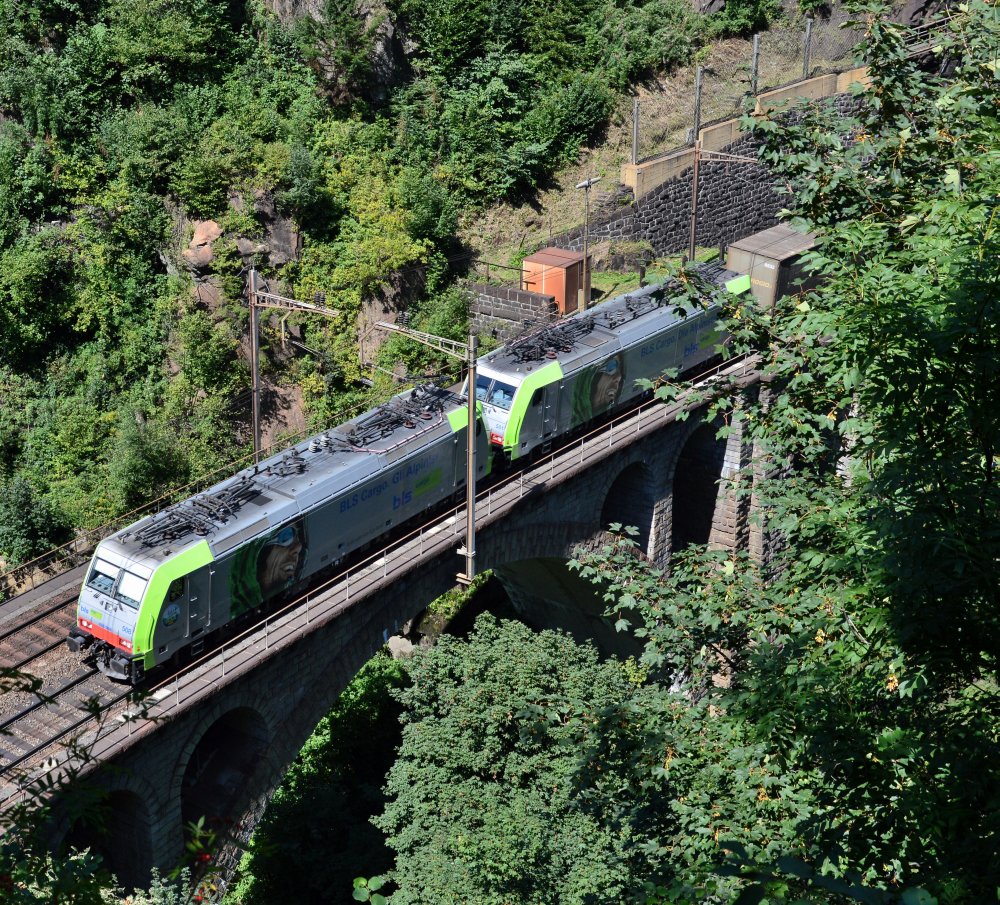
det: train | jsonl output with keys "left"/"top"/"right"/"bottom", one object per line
{"left": 66, "top": 224, "right": 811, "bottom": 683}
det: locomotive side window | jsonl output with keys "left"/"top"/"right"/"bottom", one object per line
{"left": 167, "top": 577, "right": 185, "bottom": 602}
{"left": 88, "top": 558, "right": 120, "bottom": 595}
{"left": 530, "top": 389, "right": 543, "bottom": 407}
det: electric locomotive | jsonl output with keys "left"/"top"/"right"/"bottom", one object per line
{"left": 475, "top": 263, "right": 751, "bottom": 463}
{"left": 68, "top": 223, "right": 813, "bottom": 682}
{"left": 67, "top": 385, "right": 489, "bottom": 682}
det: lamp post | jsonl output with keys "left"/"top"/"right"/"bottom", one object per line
{"left": 575, "top": 176, "right": 602, "bottom": 311}
{"left": 373, "top": 321, "right": 479, "bottom": 585}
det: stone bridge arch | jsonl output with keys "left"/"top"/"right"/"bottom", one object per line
{"left": 53, "top": 772, "right": 158, "bottom": 891}
{"left": 600, "top": 461, "right": 656, "bottom": 551}
{"left": 671, "top": 421, "right": 728, "bottom": 552}
{"left": 172, "top": 697, "right": 276, "bottom": 847}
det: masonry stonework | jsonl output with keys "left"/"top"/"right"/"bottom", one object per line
{"left": 468, "top": 283, "right": 559, "bottom": 345}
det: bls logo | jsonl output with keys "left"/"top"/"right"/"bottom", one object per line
{"left": 393, "top": 490, "right": 412, "bottom": 510}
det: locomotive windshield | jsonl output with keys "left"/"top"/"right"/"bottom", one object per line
{"left": 115, "top": 572, "right": 147, "bottom": 608}
{"left": 86, "top": 557, "right": 146, "bottom": 609}
{"left": 87, "top": 558, "right": 119, "bottom": 595}
{"left": 476, "top": 376, "right": 517, "bottom": 411}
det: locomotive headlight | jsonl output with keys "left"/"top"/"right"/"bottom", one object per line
{"left": 80, "top": 618, "right": 93, "bottom": 630}
{"left": 119, "top": 638, "right": 132, "bottom": 652}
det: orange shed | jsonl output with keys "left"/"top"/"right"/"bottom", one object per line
{"left": 521, "top": 247, "right": 588, "bottom": 315}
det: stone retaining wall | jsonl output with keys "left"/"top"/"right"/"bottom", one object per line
{"left": 468, "top": 282, "right": 558, "bottom": 344}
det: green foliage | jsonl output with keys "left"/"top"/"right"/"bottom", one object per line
{"left": 351, "top": 876, "right": 390, "bottom": 905}
{"left": 292, "top": 0, "right": 379, "bottom": 103}
{"left": 176, "top": 308, "right": 244, "bottom": 394}
{"left": 376, "top": 615, "right": 679, "bottom": 903}
{"left": 438, "top": 53, "right": 549, "bottom": 199}
{"left": 227, "top": 654, "right": 406, "bottom": 905}
{"left": 0, "top": 476, "right": 71, "bottom": 566}
{"left": 0, "top": 123, "right": 62, "bottom": 248}
{"left": 424, "top": 570, "right": 491, "bottom": 625}
{"left": 0, "top": 229, "right": 76, "bottom": 367}
{"left": 121, "top": 867, "right": 200, "bottom": 904}
{"left": 595, "top": 0, "right": 705, "bottom": 89}
{"left": 704, "top": 0, "right": 779, "bottom": 38}
{"left": 105, "top": 414, "right": 190, "bottom": 511}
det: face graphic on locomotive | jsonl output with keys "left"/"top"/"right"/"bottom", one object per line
{"left": 590, "top": 354, "right": 625, "bottom": 414}
{"left": 258, "top": 522, "right": 305, "bottom": 595}
{"left": 230, "top": 519, "right": 308, "bottom": 619}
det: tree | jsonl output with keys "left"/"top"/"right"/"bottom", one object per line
{"left": 376, "top": 615, "right": 687, "bottom": 904}
{"left": 105, "top": 414, "right": 190, "bottom": 512}
{"left": 0, "top": 230, "right": 76, "bottom": 368}
{"left": 0, "top": 477, "right": 71, "bottom": 567}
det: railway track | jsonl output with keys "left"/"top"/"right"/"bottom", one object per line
{"left": 0, "top": 650, "right": 129, "bottom": 774}
{"left": 0, "top": 596, "right": 78, "bottom": 671}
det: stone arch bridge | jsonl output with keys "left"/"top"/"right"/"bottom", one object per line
{"left": 5, "top": 360, "right": 764, "bottom": 888}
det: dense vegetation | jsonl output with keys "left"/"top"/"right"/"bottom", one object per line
{"left": 0, "top": 0, "right": 769, "bottom": 567}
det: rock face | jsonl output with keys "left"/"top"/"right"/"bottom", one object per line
{"left": 357, "top": 269, "right": 427, "bottom": 368}
{"left": 262, "top": 0, "right": 410, "bottom": 105}
{"left": 363, "top": 9, "right": 410, "bottom": 103}
{"left": 894, "top": 0, "right": 954, "bottom": 25}
{"left": 181, "top": 220, "right": 223, "bottom": 271}
{"left": 252, "top": 192, "right": 301, "bottom": 266}
{"left": 226, "top": 191, "right": 301, "bottom": 267}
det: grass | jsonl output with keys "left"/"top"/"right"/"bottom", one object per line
{"left": 588, "top": 246, "right": 723, "bottom": 305}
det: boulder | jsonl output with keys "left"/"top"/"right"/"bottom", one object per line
{"left": 181, "top": 220, "right": 223, "bottom": 271}
{"left": 387, "top": 635, "right": 415, "bottom": 659}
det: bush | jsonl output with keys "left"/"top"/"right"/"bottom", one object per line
{"left": 105, "top": 414, "right": 190, "bottom": 512}
{"left": 0, "top": 477, "right": 71, "bottom": 566}
{"left": 0, "top": 230, "right": 76, "bottom": 368}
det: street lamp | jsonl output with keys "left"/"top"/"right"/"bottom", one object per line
{"left": 373, "top": 321, "right": 479, "bottom": 585}
{"left": 575, "top": 176, "right": 602, "bottom": 311}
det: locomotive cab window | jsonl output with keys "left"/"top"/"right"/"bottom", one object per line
{"left": 115, "top": 572, "right": 148, "bottom": 609}
{"left": 530, "top": 388, "right": 543, "bottom": 407}
{"left": 87, "top": 558, "right": 120, "bottom": 595}
{"left": 487, "top": 380, "right": 517, "bottom": 410}
{"left": 167, "top": 577, "right": 185, "bottom": 603}
{"left": 475, "top": 376, "right": 491, "bottom": 401}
